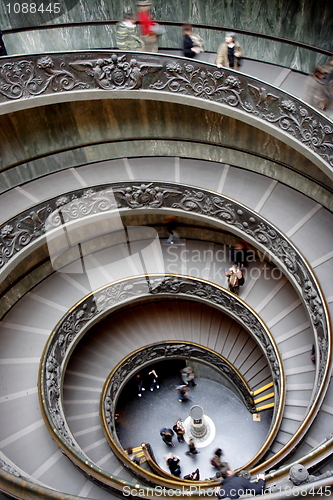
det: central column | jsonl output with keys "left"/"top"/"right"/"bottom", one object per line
{"left": 189, "top": 405, "right": 207, "bottom": 438}
{"left": 183, "top": 404, "right": 216, "bottom": 447}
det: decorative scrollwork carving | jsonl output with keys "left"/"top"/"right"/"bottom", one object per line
{"left": 113, "top": 182, "right": 181, "bottom": 209}
{"left": 1, "top": 181, "right": 329, "bottom": 397}
{"left": 0, "top": 53, "right": 331, "bottom": 167}
{"left": 0, "top": 56, "right": 88, "bottom": 99}
{"left": 95, "top": 282, "right": 143, "bottom": 312}
{"left": 45, "top": 188, "right": 118, "bottom": 229}
{"left": 69, "top": 53, "right": 162, "bottom": 90}
{"left": 0, "top": 206, "right": 52, "bottom": 267}
{"left": 43, "top": 301, "right": 97, "bottom": 450}
{"left": 40, "top": 275, "right": 282, "bottom": 460}
{"left": 265, "top": 100, "right": 333, "bottom": 162}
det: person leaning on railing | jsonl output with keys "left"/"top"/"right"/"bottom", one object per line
{"left": 216, "top": 32, "right": 243, "bottom": 70}
{"left": 116, "top": 13, "right": 145, "bottom": 51}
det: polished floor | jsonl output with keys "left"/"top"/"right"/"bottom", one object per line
{"left": 116, "top": 366, "right": 273, "bottom": 480}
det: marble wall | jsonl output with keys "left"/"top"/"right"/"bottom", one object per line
{"left": 0, "top": 0, "right": 332, "bottom": 72}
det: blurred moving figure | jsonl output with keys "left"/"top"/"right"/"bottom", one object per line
{"left": 216, "top": 33, "right": 243, "bottom": 70}
{"left": 160, "top": 428, "right": 175, "bottom": 446}
{"left": 116, "top": 13, "right": 144, "bottom": 51}
{"left": 175, "top": 385, "right": 191, "bottom": 402}
{"left": 0, "top": 30, "right": 7, "bottom": 56}
{"left": 136, "top": 0, "right": 160, "bottom": 52}
{"left": 304, "top": 64, "right": 330, "bottom": 111}
{"left": 173, "top": 418, "right": 185, "bottom": 443}
{"left": 211, "top": 448, "right": 227, "bottom": 470}
{"left": 185, "top": 438, "right": 200, "bottom": 457}
{"left": 182, "top": 24, "right": 204, "bottom": 58}
{"left": 323, "top": 57, "right": 333, "bottom": 106}
{"left": 184, "top": 468, "right": 200, "bottom": 480}
{"left": 180, "top": 366, "right": 196, "bottom": 387}
{"left": 216, "top": 467, "right": 265, "bottom": 499}
{"left": 165, "top": 215, "right": 181, "bottom": 245}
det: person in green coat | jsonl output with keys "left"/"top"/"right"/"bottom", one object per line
{"left": 116, "top": 13, "right": 144, "bottom": 51}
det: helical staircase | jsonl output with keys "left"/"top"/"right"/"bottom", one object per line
{"left": 0, "top": 48, "right": 333, "bottom": 500}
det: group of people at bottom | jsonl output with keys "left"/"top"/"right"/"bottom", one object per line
{"left": 160, "top": 424, "right": 200, "bottom": 480}
{"left": 161, "top": 436, "right": 265, "bottom": 499}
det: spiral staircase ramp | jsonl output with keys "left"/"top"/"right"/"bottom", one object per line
{"left": 0, "top": 50, "right": 332, "bottom": 500}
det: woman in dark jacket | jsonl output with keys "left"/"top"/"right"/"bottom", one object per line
{"left": 183, "top": 24, "right": 200, "bottom": 58}
{"left": 166, "top": 455, "right": 181, "bottom": 476}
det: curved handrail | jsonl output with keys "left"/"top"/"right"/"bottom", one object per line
{"left": 141, "top": 442, "right": 222, "bottom": 486}
{"left": 1, "top": 465, "right": 333, "bottom": 500}
{"left": 100, "top": 341, "right": 257, "bottom": 417}
{"left": 0, "top": 52, "right": 332, "bottom": 180}
{"left": 2, "top": 20, "right": 332, "bottom": 74}
{"left": 0, "top": 181, "right": 330, "bottom": 363}
{"left": 99, "top": 340, "right": 276, "bottom": 481}
{"left": 0, "top": 179, "right": 330, "bottom": 479}
{"left": 39, "top": 275, "right": 284, "bottom": 493}
{"left": 3, "top": 20, "right": 332, "bottom": 55}
{"left": 0, "top": 184, "right": 330, "bottom": 496}
{"left": 0, "top": 179, "right": 329, "bottom": 401}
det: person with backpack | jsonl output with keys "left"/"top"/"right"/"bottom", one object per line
{"left": 225, "top": 264, "right": 244, "bottom": 295}
{"left": 160, "top": 428, "right": 175, "bottom": 446}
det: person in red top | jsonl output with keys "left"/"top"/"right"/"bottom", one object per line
{"left": 136, "top": 0, "right": 158, "bottom": 52}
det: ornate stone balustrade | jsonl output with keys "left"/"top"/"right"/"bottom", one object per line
{"left": 100, "top": 340, "right": 274, "bottom": 478}
{"left": 0, "top": 52, "right": 332, "bottom": 177}
{"left": 1, "top": 181, "right": 330, "bottom": 402}
{"left": 0, "top": 179, "right": 331, "bottom": 497}
{"left": 101, "top": 341, "right": 262, "bottom": 434}
{"left": 39, "top": 275, "right": 283, "bottom": 492}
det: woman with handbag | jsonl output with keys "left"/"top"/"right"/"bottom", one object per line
{"left": 173, "top": 418, "right": 185, "bottom": 443}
